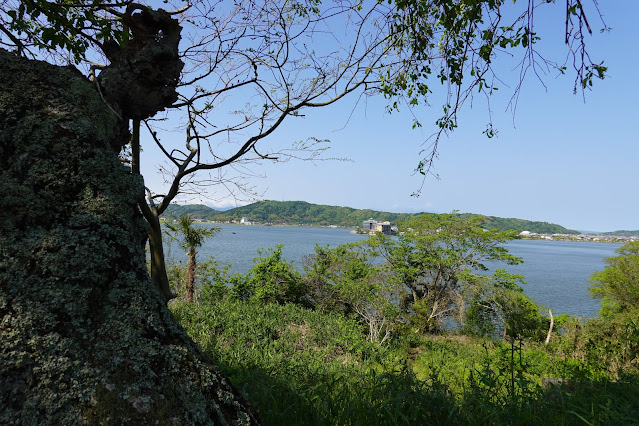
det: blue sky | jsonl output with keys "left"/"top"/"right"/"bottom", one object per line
{"left": 142, "top": 1, "right": 638, "bottom": 232}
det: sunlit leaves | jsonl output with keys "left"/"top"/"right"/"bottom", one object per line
{"left": 582, "top": 62, "right": 608, "bottom": 89}
{"left": 165, "top": 214, "right": 219, "bottom": 252}
{"left": 383, "top": 0, "right": 606, "bottom": 179}
{"left": 365, "top": 213, "right": 522, "bottom": 332}
{"left": 590, "top": 241, "right": 639, "bottom": 317}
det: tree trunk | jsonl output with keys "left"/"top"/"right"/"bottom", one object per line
{"left": 99, "top": 6, "right": 182, "bottom": 303}
{"left": 146, "top": 208, "right": 174, "bottom": 302}
{"left": 131, "top": 117, "right": 173, "bottom": 303}
{"left": 545, "top": 309, "right": 554, "bottom": 345}
{"left": 187, "top": 247, "right": 197, "bottom": 302}
{"left": 0, "top": 50, "right": 258, "bottom": 424}
{"left": 131, "top": 119, "right": 141, "bottom": 175}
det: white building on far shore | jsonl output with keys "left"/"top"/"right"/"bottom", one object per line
{"left": 361, "top": 218, "right": 395, "bottom": 235}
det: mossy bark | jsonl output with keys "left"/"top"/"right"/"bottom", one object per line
{"left": 0, "top": 50, "right": 258, "bottom": 424}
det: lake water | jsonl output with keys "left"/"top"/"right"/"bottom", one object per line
{"left": 165, "top": 224, "right": 621, "bottom": 318}
{"left": 495, "top": 239, "right": 619, "bottom": 318}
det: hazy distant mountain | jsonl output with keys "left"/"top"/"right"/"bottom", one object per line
{"left": 162, "top": 204, "right": 219, "bottom": 220}
{"left": 600, "top": 230, "right": 639, "bottom": 237}
{"left": 162, "top": 200, "right": 582, "bottom": 234}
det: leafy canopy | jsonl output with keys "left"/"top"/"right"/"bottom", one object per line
{"left": 2, "top": 0, "right": 131, "bottom": 63}
{"left": 230, "top": 244, "right": 306, "bottom": 306}
{"left": 590, "top": 241, "right": 639, "bottom": 318}
{"left": 368, "top": 213, "right": 523, "bottom": 332}
{"left": 165, "top": 214, "right": 218, "bottom": 252}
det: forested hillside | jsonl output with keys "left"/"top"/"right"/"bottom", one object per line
{"left": 163, "top": 200, "right": 578, "bottom": 234}
{"left": 212, "top": 201, "right": 413, "bottom": 227}
{"left": 162, "top": 204, "right": 220, "bottom": 220}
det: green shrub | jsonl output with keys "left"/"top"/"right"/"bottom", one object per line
{"left": 227, "top": 245, "right": 309, "bottom": 306}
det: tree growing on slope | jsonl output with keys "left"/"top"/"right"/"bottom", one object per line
{"left": 230, "top": 244, "right": 306, "bottom": 306}
{"left": 369, "top": 213, "right": 523, "bottom": 333}
{"left": 587, "top": 242, "right": 639, "bottom": 370}
{"left": 165, "top": 215, "right": 218, "bottom": 302}
{"left": 303, "top": 244, "right": 405, "bottom": 344}
{"left": 590, "top": 241, "right": 639, "bottom": 318}
{"left": 463, "top": 269, "right": 549, "bottom": 341}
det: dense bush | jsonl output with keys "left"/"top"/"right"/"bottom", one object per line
{"left": 228, "top": 245, "right": 308, "bottom": 306}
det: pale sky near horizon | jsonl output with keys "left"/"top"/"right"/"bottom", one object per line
{"left": 142, "top": 1, "right": 638, "bottom": 233}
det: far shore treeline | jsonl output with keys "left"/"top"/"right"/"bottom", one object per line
{"left": 164, "top": 200, "right": 580, "bottom": 234}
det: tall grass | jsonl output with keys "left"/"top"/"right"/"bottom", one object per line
{"left": 171, "top": 299, "right": 639, "bottom": 425}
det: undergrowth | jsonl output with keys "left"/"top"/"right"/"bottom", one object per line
{"left": 171, "top": 299, "right": 639, "bottom": 425}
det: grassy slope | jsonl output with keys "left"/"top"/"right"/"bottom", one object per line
{"left": 171, "top": 300, "right": 639, "bottom": 425}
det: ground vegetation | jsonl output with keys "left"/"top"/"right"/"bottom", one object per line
{"left": 172, "top": 290, "right": 639, "bottom": 425}
{"left": 164, "top": 218, "right": 639, "bottom": 423}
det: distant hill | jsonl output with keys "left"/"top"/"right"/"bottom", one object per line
{"left": 601, "top": 230, "right": 639, "bottom": 237}
{"left": 460, "top": 214, "right": 579, "bottom": 235}
{"left": 212, "top": 200, "right": 415, "bottom": 227}
{"left": 162, "top": 200, "right": 579, "bottom": 234}
{"left": 163, "top": 204, "right": 219, "bottom": 220}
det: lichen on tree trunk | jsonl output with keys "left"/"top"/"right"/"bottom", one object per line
{"left": 0, "top": 50, "right": 258, "bottom": 424}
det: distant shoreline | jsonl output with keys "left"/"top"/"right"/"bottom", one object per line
{"left": 518, "top": 234, "right": 636, "bottom": 243}
{"left": 161, "top": 219, "right": 636, "bottom": 244}
{"left": 163, "top": 201, "right": 594, "bottom": 235}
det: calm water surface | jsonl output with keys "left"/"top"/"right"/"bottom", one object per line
{"left": 166, "top": 224, "right": 620, "bottom": 318}
{"left": 495, "top": 239, "right": 620, "bottom": 318}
